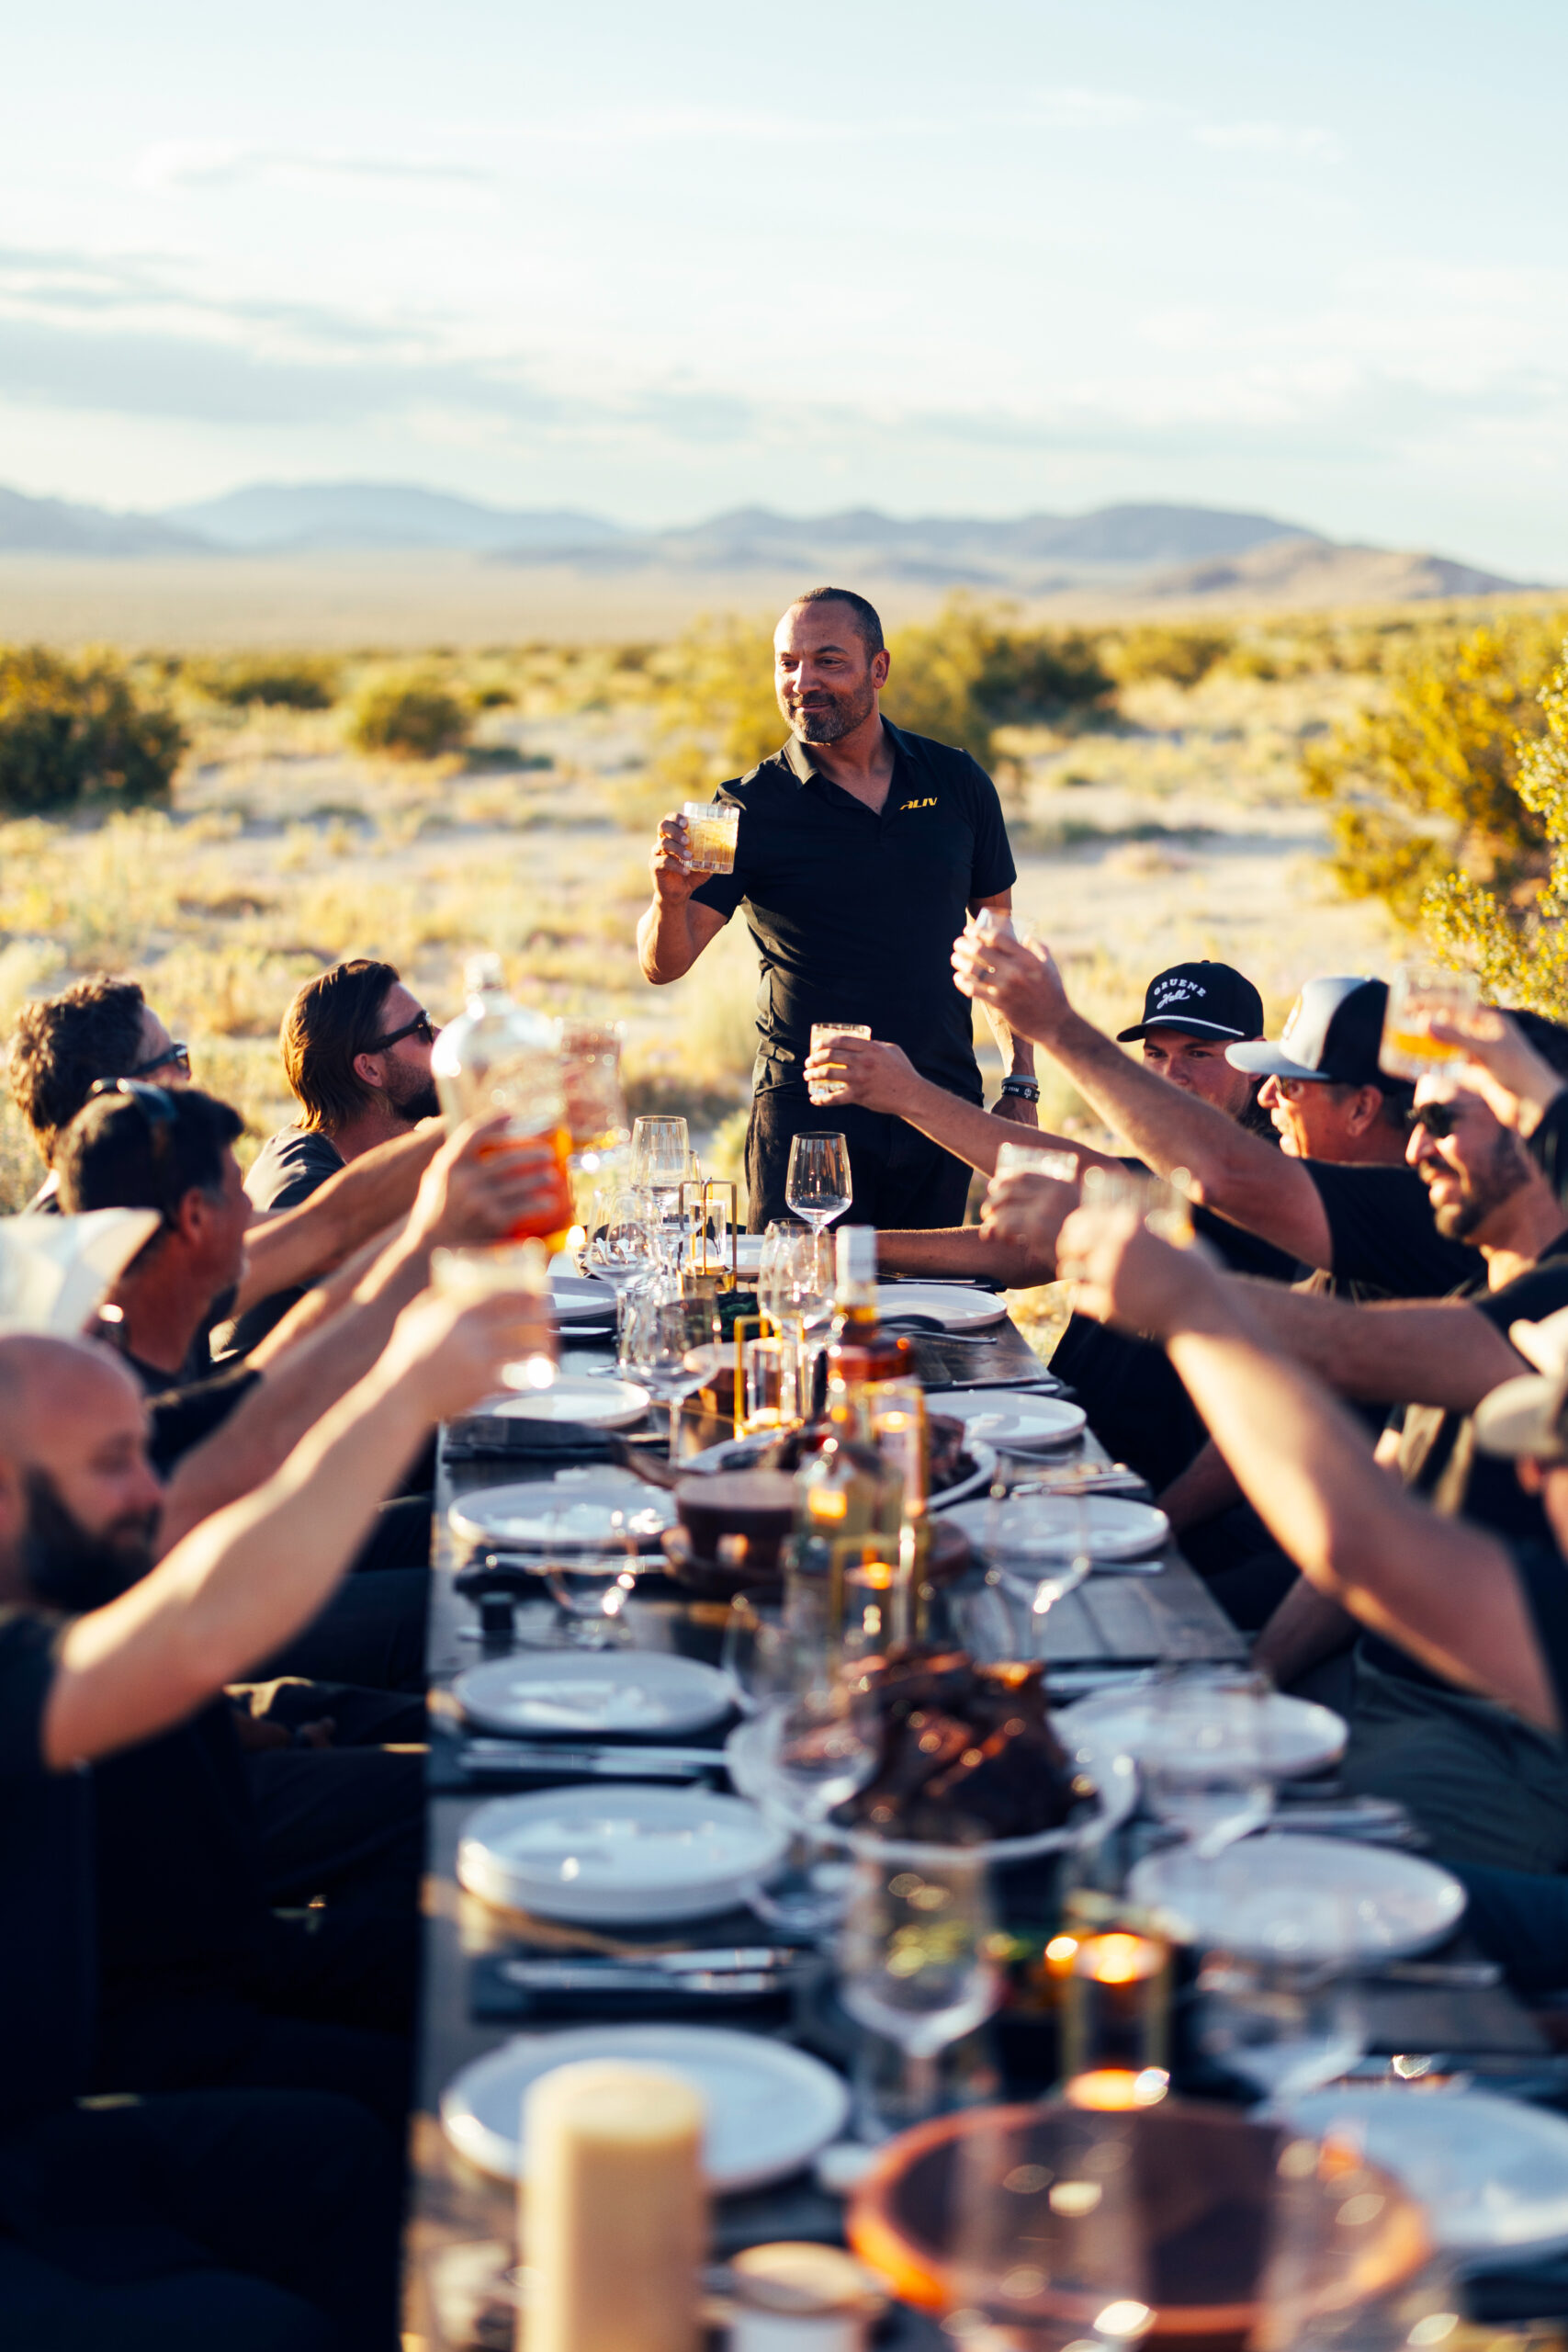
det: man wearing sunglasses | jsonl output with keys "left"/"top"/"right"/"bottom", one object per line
{"left": 233, "top": 959, "right": 442, "bottom": 1353}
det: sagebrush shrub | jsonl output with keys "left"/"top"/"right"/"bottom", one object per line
{"left": 0, "top": 646, "right": 185, "bottom": 816}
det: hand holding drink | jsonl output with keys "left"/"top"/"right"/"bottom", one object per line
{"left": 807, "top": 1021, "right": 872, "bottom": 1104}
{"left": 681, "top": 798, "right": 739, "bottom": 875}
{"left": 1380, "top": 962, "right": 1482, "bottom": 1082}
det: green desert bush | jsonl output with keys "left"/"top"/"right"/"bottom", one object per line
{"left": 188, "top": 653, "right": 340, "bottom": 709}
{"left": 1101, "top": 625, "right": 1234, "bottom": 689}
{"left": 1303, "top": 614, "right": 1568, "bottom": 926}
{"left": 1422, "top": 636, "right": 1568, "bottom": 1014}
{"left": 349, "top": 673, "right": 471, "bottom": 761}
{"left": 0, "top": 646, "right": 185, "bottom": 817}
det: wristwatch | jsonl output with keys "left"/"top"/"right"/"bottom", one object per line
{"left": 999, "top": 1077, "right": 1041, "bottom": 1102}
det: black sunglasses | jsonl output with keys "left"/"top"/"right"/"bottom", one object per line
{"left": 367, "top": 1012, "right": 437, "bottom": 1053}
{"left": 1404, "top": 1100, "right": 1459, "bottom": 1139}
{"left": 126, "top": 1041, "right": 191, "bottom": 1080}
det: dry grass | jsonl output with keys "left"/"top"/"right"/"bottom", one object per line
{"left": 0, "top": 628, "right": 1405, "bottom": 1212}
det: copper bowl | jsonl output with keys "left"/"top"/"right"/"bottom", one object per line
{"left": 847, "top": 2097, "right": 1428, "bottom": 2352}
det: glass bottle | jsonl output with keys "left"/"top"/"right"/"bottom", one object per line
{"left": 431, "top": 954, "right": 575, "bottom": 1249}
{"left": 825, "top": 1227, "right": 913, "bottom": 1396}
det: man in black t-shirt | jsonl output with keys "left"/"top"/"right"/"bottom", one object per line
{"left": 955, "top": 948, "right": 1483, "bottom": 1300}
{"left": 637, "top": 586, "right": 1031, "bottom": 1228}
{"left": 0, "top": 1291, "right": 537, "bottom": 2347}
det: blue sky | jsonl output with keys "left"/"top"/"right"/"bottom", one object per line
{"left": 4, "top": 0, "right": 1568, "bottom": 572}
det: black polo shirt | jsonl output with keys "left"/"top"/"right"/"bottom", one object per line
{"left": 691, "top": 721, "right": 1016, "bottom": 1102}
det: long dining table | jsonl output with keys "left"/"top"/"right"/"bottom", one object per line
{"left": 399, "top": 1295, "right": 1551, "bottom": 2348}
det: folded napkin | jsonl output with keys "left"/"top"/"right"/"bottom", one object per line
{"left": 0, "top": 1208, "right": 160, "bottom": 1336}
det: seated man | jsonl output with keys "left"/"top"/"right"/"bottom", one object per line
{"left": 7, "top": 968, "right": 444, "bottom": 1335}
{"left": 231, "top": 957, "right": 443, "bottom": 1352}
{"left": 1057, "top": 1195, "right": 1568, "bottom": 1990}
{"left": 809, "top": 957, "right": 1297, "bottom": 1491}
{"left": 0, "top": 1279, "right": 537, "bottom": 2348}
{"left": 57, "top": 1088, "right": 553, "bottom": 1690}
{"left": 951, "top": 933, "right": 1482, "bottom": 1301}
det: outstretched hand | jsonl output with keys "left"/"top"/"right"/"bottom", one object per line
{"left": 381, "top": 1283, "right": 558, "bottom": 1423}
{"left": 1055, "top": 1201, "right": 1218, "bottom": 1340}
{"left": 801, "top": 1035, "right": 919, "bottom": 1114}
{"left": 978, "top": 1170, "right": 1078, "bottom": 1264}
{"left": 952, "top": 927, "right": 1072, "bottom": 1045}
{"left": 410, "top": 1114, "right": 563, "bottom": 1250}
{"left": 1427, "top": 1009, "right": 1567, "bottom": 1138}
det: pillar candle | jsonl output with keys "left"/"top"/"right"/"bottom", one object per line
{"left": 522, "top": 2060, "right": 706, "bottom": 2352}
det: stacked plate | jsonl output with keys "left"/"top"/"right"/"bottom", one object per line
{"left": 942, "top": 1394, "right": 1087, "bottom": 1453}
{"left": 482, "top": 1374, "right": 651, "bottom": 1430}
{"left": 448, "top": 1474, "right": 676, "bottom": 1555}
{"left": 1055, "top": 1687, "right": 1346, "bottom": 1781}
{"left": 457, "top": 1782, "right": 787, "bottom": 1924}
{"left": 453, "top": 1650, "right": 733, "bottom": 1738}
{"left": 945, "top": 1493, "right": 1170, "bottom": 1563}
{"left": 442, "top": 2024, "right": 850, "bottom": 2188}
{"left": 550, "top": 1273, "right": 619, "bottom": 1327}
{"left": 874, "top": 1283, "right": 1008, "bottom": 1331}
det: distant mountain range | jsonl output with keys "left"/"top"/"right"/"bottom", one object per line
{"left": 0, "top": 479, "right": 1540, "bottom": 602}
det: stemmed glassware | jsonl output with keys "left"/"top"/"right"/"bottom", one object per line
{"left": 1197, "top": 1886, "right": 1366, "bottom": 2098}
{"left": 742, "top": 1681, "right": 878, "bottom": 1939}
{"left": 1140, "top": 1667, "right": 1275, "bottom": 1859}
{"left": 629, "top": 1115, "right": 692, "bottom": 1267}
{"left": 981, "top": 1471, "right": 1095, "bottom": 1658}
{"left": 838, "top": 1852, "right": 1004, "bottom": 2130}
{"left": 618, "top": 1286, "right": 718, "bottom": 1461}
{"left": 785, "top": 1132, "right": 852, "bottom": 1237}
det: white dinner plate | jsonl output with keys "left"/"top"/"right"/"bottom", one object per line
{"left": 550, "top": 1273, "right": 620, "bottom": 1322}
{"left": 454, "top": 1649, "right": 733, "bottom": 1739}
{"left": 441, "top": 2024, "right": 850, "bottom": 2189}
{"left": 1279, "top": 2089, "right": 1568, "bottom": 2254}
{"left": 1128, "top": 1833, "right": 1467, "bottom": 1960}
{"left": 945, "top": 1493, "right": 1171, "bottom": 1563}
{"left": 925, "top": 1439, "right": 998, "bottom": 1513}
{"left": 457, "top": 1782, "right": 786, "bottom": 1923}
{"left": 874, "top": 1283, "right": 1009, "bottom": 1331}
{"left": 448, "top": 1475, "right": 676, "bottom": 1555}
{"left": 484, "top": 1375, "right": 651, "bottom": 1430}
{"left": 942, "top": 1396, "right": 1087, "bottom": 1452}
{"left": 1055, "top": 1687, "right": 1346, "bottom": 1780}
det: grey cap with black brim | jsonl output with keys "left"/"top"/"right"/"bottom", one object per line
{"left": 1226, "top": 976, "right": 1390, "bottom": 1087}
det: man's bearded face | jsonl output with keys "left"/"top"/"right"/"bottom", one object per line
{"left": 22, "top": 1467, "right": 158, "bottom": 1613}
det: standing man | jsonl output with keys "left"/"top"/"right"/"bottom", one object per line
{"left": 637, "top": 586, "right": 1033, "bottom": 1228}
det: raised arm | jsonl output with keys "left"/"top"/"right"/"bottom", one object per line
{"left": 233, "top": 1122, "right": 444, "bottom": 1317}
{"left": 1224, "top": 1279, "right": 1528, "bottom": 1410}
{"left": 953, "top": 930, "right": 1335, "bottom": 1269}
{"left": 637, "top": 810, "right": 729, "bottom": 984}
{"left": 44, "top": 1283, "right": 537, "bottom": 1769}
{"left": 1059, "top": 1205, "right": 1555, "bottom": 1729}
{"left": 159, "top": 1118, "right": 557, "bottom": 1549}
{"left": 800, "top": 1035, "right": 1123, "bottom": 1181}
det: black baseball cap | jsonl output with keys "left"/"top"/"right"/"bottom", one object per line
{"left": 1226, "top": 976, "right": 1391, "bottom": 1087}
{"left": 1117, "top": 961, "right": 1265, "bottom": 1045}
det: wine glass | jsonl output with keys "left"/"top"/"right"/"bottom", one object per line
{"left": 744, "top": 1683, "right": 878, "bottom": 1939}
{"left": 785, "top": 1131, "right": 852, "bottom": 1236}
{"left": 982, "top": 1485, "right": 1095, "bottom": 1658}
{"left": 838, "top": 1853, "right": 1004, "bottom": 2129}
{"left": 541, "top": 1514, "right": 642, "bottom": 1650}
{"left": 1140, "top": 1668, "right": 1275, "bottom": 1860}
{"left": 619, "top": 1288, "right": 718, "bottom": 1461}
{"left": 1197, "top": 1887, "right": 1366, "bottom": 2098}
{"left": 720, "top": 1594, "right": 795, "bottom": 1715}
{"left": 581, "top": 1185, "right": 660, "bottom": 1292}
{"left": 757, "top": 1217, "right": 805, "bottom": 1333}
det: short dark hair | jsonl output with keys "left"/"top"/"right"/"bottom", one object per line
{"left": 280, "top": 958, "right": 401, "bottom": 1133}
{"left": 56, "top": 1086, "right": 243, "bottom": 1227}
{"left": 7, "top": 975, "right": 149, "bottom": 1163}
{"left": 791, "top": 586, "right": 885, "bottom": 661}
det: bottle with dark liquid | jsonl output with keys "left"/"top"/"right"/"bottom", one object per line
{"left": 825, "top": 1227, "right": 913, "bottom": 1395}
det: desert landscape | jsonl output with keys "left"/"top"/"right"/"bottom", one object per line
{"left": 10, "top": 560, "right": 1535, "bottom": 1217}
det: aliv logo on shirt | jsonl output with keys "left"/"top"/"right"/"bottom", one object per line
{"left": 899, "top": 796, "right": 939, "bottom": 809}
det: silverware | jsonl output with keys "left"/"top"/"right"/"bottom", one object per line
{"left": 498, "top": 1962, "right": 783, "bottom": 1996}
{"left": 457, "top": 1738, "right": 725, "bottom": 1781}
{"left": 502, "top": 1947, "right": 795, "bottom": 1982}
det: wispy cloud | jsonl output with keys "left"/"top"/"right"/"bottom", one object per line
{"left": 132, "top": 141, "right": 492, "bottom": 195}
{"left": 1194, "top": 120, "right": 1343, "bottom": 161}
